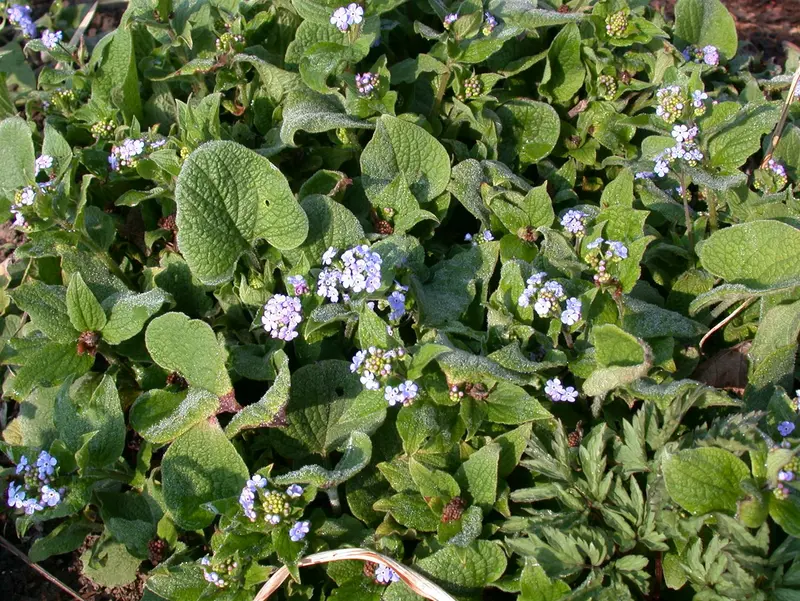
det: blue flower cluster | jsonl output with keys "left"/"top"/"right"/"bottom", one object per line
{"left": 350, "top": 347, "right": 419, "bottom": 406}
{"left": 7, "top": 4, "right": 36, "bottom": 38}
{"left": 238, "top": 474, "right": 307, "bottom": 530}
{"left": 262, "top": 294, "right": 303, "bottom": 341}
{"left": 682, "top": 44, "right": 720, "bottom": 66}
{"left": 108, "top": 137, "right": 167, "bottom": 171}
{"left": 7, "top": 451, "right": 65, "bottom": 515}
{"left": 317, "top": 245, "right": 382, "bottom": 303}
{"left": 330, "top": 3, "right": 363, "bottom": 32}
{"left": 545, "top": 378, "right": 579, "bottom": 403}
{"left": 517, "top": 272, "right": 582, "bottom": 327}
{"left": 583, "top": 238, "right": 628, "bottom": 286}
{"left": 560, "top": 209, "right": 588, "bottom": 237}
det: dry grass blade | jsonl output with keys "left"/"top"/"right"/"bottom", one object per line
{"left": 761, "top": 63, "right": 800, "bottom": 168}
{"left": 69, "top": 1, "right": 100, "bottom": 47}
{"left": 0, "top": 534, "right": 84, "bottom": 601}
{"left": 252, "top": 548, "right": 457, "bottom": 601}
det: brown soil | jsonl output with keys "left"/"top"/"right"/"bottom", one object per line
{"left": 0, "top": 222, "right": 26, "bottom": 263}
{"left": 653, "top": 0, "right": 800, "bottom": 59}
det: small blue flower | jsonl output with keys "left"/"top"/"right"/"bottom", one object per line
{"left": 36, "top": 451, "right": 57, "bottom": 480}
{"left": 15, "top": 455, "right": 29, "bottom": 475}
{"left": 7, "top": 482, "right": 26, "bottom": 509}
{"left": 286, "top": 484, "right": 303, "bottom": 498}
{"left": 40, "top": 485, "right": 61, "bottom": 507}
{"left": 289, "top": 520, "right": 310, "bottom": 542}
{"left": 778, "top": 421, "right": 796, "bottom": 437}
{"left": 375, "top": 563, "right": 400, "bottom": 584}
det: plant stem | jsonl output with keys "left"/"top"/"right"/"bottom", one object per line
{"left": 431, "top": 67, "right": 451, "bottom": 118}
{"left": 707, "top": 190, "right": 718, "bottom": 232}
{"left": 680, "top": 172, "right": 694, "bottom": 254}
{"left": 326, "top": 486, "right": 342, "bottom": 516}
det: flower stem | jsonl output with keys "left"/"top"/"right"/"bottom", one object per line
{"left": 680, "top": 172, "right": 694, "bottom": 254}
{"left": 431, "top": 67, "right": 451, "bottom": 118}
{"left": 326, "top": 486, "right": 342, "bottom": 516}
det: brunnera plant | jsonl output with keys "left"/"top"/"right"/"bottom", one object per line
{"left": 1, "top": 0, "right": 800, "bottom": 599}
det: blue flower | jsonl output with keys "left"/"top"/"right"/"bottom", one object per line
{"left": 262, "top": 294, "right": 303, "bottom": 341}
{"left": 375, "top": 563, "right": 400, "bottom": 584}
{"left": 289, "top": 520, "right": 310, "bottom": 542}
{"left": 778, "top": 421, "right": 796, "bottom": 437}
{"left": 7, "top": 482, "right": 26, "bottom": 509}
{"left": 40, "top": 485, "right": 61, "bottom": 507}
{"left": 15, "top": 455, "right": 29, "bottom": 475}
{"left": 286, "top": 484, "right": 303, "bottom": 498}
{"left": 36, "top": 451, "right": 57, "bottom": 480}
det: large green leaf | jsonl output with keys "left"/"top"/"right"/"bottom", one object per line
{"left": 145, "top": 312, "right": 232, "bottom": 397}
{"left": 697, "top": 220, "right": 800, "bottom": 290}
{"left": 271, "top": 360, "right": 386, "bottom": 457}
{"left": 280, "top": 89, "right": 373, "bottom": 146}
{"left": 175, "top": 141, "right": 309, "bottom": 285}
{"left": 89, "top": 27, "right": 142, "bottom": 121}
{"left": 130, "top": 387, "right": 219, "bottom": 444}
{"left": 11, "top": 282, "right": 77, "bottom": 343}
{"left": 497, "top": 100, "right": 560, "bottom": 166}
{"left": 66, "top": 273, "right": 107, "bottom": 333}
{"left": 707, "top": 103, "right": 780, "bottom": 168}
{"left": 663, "top": 447, "right": 749, "bottom": 515}
{"left": 540, "top": 23, "right": 585, "bottom": 104}
{"left": 226, "top": 350, "right": 291, "bottom": 437}
{"left": 455, "top": 443, "right": 500, "bottom": 512}
{"left": 674, "top": 0, "right": 738, "bottom": 60}
{"left": 361, "top": 115, "right": 451, "bottom": 203}
{"left": 747, "top": 300, "right": 800, "bottom": 391}
{"left": 54, "top": 374, "right": 126, "bottom": 468}
{"left": 0, "top": 116, "right": 34, "bottom": 196}
{"left": 161, "top": 419, "right": 248, "bottom": 530}
{"left": 415, "top": 540, "right": 507, "bottom": 594}
{"left": 272, "top": 431, "right": 372, "bottom": 488}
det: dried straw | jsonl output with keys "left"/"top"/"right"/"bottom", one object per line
{"left": 252, "top": 548, "right": 457, "bottom": 601}
{"left": 761, "top": 63, "right": 800, "bottom": 168}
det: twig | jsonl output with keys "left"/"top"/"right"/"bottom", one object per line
{"left": 761, "top": 63, "right": 800, "bottom": 168}
{"left": 253, "top": 548, "right": 457, "bottom": 601}
{"left": 699, "top": 297, "right": 755, "bottom": 351}
{"left": 0, "top": 534, "right": 84, "bottom": 601}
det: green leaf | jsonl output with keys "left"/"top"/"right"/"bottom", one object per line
{"left": 145, "top": 312, "right": 232, "bottom": 397}
{"left": 66, "top": 273, "right": 107, "bottom": 333}
{"left": 491, "top": 183, "right": 555, "bottom": 233}
{"left": 408, "top": 457, "right": 460, "bottom": 500}
{"left": 5, "top": 341, "right": 95, "bottom": 400}
{"left": 418, "top": 243, "right": 499, "bottom": 327}
{"left": 540, "top": 23, "right": 585, "bottom": 104}
{"left": 89, "top": 27, "right": 142, "bottom": 121}
{"left": 747, "top": 299, "right": 800, "bottom": 391}
{"left": 449, "top": 160, "right": 491, "bottom": 226}
{"left": 151, "top": 252, "right": 212, "bottom": 318}
{"left": 55, "top": 374, "right": 126, "bottom": 468}
{"left": 11, "top": 282, "right": 77, "bottom": 342}
{"left": 497, "top": 100, "right": 560, "bottom": 166}
{"left": 361, "top": 115, "right": 451, "bottom": 204}
{"left": 663, "top": 447, "right": 750, "bottom": 515}
{"left": 601, "top": 169, "right": 634, "bottom": 208}
{"left": 455, "top": 443, "right": 500, "bottom": 511}
{"left": 415, "top": 540, "right": 507, "bottom": 593}
{"left": 373, "top": 492, "right": 440, "bottom": 531}
{"left": 370, "top": 175, "right": 439, "bottom": 235}
{"left": 291, "top": 194, "right": 364, "bottom": 264}
{"left": 81, "top": 538, "right": 141, "bottom": 588}
{"left": 271, "top": 360, "right": 386, "bottom": 456}
{"left": 272, "top": 431, "right": 372, "bottom": 488}
{"left": 280, "top": 89, "right": 373, "bottom": 146}
{"left": 13, "top": 385, "right": 58, "bottom": 449}
{"left": 621, "top": 297, "right": 707, "bottom": 339}
{"left": 161, "top": 419, "right": 248, "bottom": 530}
{"left": 707, "top": 103, "right": 780, "bottom": 168}
{"left": 130, "top": 387, "right": 219, "bottom": 444}
{"left": 519, "top": 561, "right": 570, "bottom": 601}
{"left": 769, "top": 494, "right": 800, "bottom": 538}
{"left": 592, "top": 324, "right": 645, "bottom": 367}
{"left": 100, "top": 289, "right": 171, "bottom": 345}
{"left": 42, "top": 122, "right": 72, "bottom": 180}
{"left": 145, "top": 564, "right": 207, "bottom": 601}
{"left": 175, "top": 141, "right": 309, "bottom": 285}
{"left": 28, "top": 519, "right": 96, "bottom": 562}
{"left": 226, "top": 350, "right": 291, "bottom": 437}
{"left": 698, "top": 220, "right": 800, "bottom": 290}
{"left": 674, "top": 0, "right": 738, "bottom": 60}
{"left": 98, "top": 492, "right": 158, "bottom": 559}
{"left": 485, "top": 382, "right": 552, "bottom": 425}
{"left": 0, "top": 116, "right": 34, "bottom": 195}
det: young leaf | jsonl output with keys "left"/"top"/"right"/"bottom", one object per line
{"left": 175, "top": 141, "right": 309, "bottom": 285}
{"left": 361, "top": 115, "right": 451, "bottom": 203}
{"left": 497, "top": 100, "right": 560, "bottom": 166}
{"left": 663, "top": 447, "right": 750, "bottom": 515}
{"left": 455, "top": 443, "right": 500, "bottom": 512}
{"left": 66, "top": 272, "right": 107, "bottom": 333}
{"left": 272, "top": 431, "right": 372, "bottom": 487}
{"left": 145, "top": 312, "right": 232, "bottom": 398}
{"left": 161, "top": 419, "right": 248, "bottom": 530}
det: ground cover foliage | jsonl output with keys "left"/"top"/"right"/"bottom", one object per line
{"left": 2, "top": 0, "right": 800, "bottom": 599}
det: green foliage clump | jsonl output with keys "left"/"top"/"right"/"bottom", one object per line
{"left": 1, "top": 0, "right": 800, "bottom": 599}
